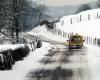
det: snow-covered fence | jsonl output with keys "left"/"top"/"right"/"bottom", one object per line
{"left": 91, "top": 37, "right": 100, "bottom": 46}
{"left": 0, "top": 44, "right": 30, "bottom": 70}
{"left": 61, "top": 9, "right": 100, "bottom": 25}
{"left": 51, "top": 29, "right": 100, "bottom": 47}
{"left": 19, "top": 34, "right": 42, "bottom": 51}
{"left": 49, "top": 28, "right": 100, "bottom": 47}
{"left": 97, "top": 39, "right": 100, "bottom": 46}
{"left": 29, "top": 39, "right": 42, "bottom": 51}
{"left": 49, "top": 28, "right": 68, "bottom": 38}
{"left": 80, "top": 36, "right": 100, "bottom": 46}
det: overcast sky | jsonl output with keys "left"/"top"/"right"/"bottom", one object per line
{"left": 43, "top": 0, "right": 97, "bottom": 6}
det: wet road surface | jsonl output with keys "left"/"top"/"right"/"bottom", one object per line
{"left": 26, "top": 47, "right": 91, "bottom": 80}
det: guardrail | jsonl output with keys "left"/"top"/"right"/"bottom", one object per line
{"left": 49, "top": 28, "right": 100, "bottom": 47}
{"left": 83, "top": 36, "right": 100, "bottom": 46}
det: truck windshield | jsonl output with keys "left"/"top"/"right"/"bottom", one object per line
{"left": 70, "top": 36, "right": 81, "bottom": 41}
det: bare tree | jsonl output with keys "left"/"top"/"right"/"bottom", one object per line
{"left": 12, "top": 0, "right": 45, "bottom": 43}
{"left": 0, "top": 0, "right": 15, "bottom": 43}
{"left": 0, "top": 0, "right": 45, "bottom": 44}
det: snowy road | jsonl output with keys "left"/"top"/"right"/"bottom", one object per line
{"left": 26, "top": 45, "right": 93, "bottom": 80}
{"left": 0, "top": 43, "right": 100, "bottom": 80}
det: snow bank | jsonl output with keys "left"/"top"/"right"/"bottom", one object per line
{"left": 59, "top": 19, "right": 100, "bottom": 38}
{"left": 0, "top": 44, "right": 25, "bottom": 51}
{"left": 0, "top": 42, "right": 52, "bottom": 80}
{"left": 60, "top": 8, "right": 100, "bottom": 25}
{"left": 57, "top": 8, "right": 100, "bottom": 38}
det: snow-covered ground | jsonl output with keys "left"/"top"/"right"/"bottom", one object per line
{"left": 85, "top": 44, "right": 100, "bottom": 80}
{"left": 58, "top": 19, "right": 100, "bottom": 39}
{"left": 57, "top": 8, "right": 100, "bottom": 38}
{"left": 0, "top": 42, "right": 53, "bottom": 80}
{"left": 1, "top": 43, "right": 100, "bottom": 80}
{"left": 27, "top": 25, "right": 67, "bottom": 43}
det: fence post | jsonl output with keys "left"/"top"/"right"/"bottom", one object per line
{"left": 83, "top": 36, "right": 86, "bottom": 43}
{"left": 70, "top": 18, "right": 72, "bottom": 24}
{"left": 97, "top": 12, "right": 99, "bottom": 18}
{"left": 86, "top": 36, "right": 88, "bottom": 44}
{"left": 98, "top": 39, "right": 100, "bottom": 46}
{"left": 88, "top": 14, "right": 90, "bottom": 20}
{"left": 80, "top": 15, "right": 82, "bottom": 21}
{"left": 90, "top": 37, "right": 92, "bottom": 45}
{"left": 61, "top": 20, "right": 64, "bottom": 26}
{"left": 93, "top": 38, "right": 96, "bottom": 45}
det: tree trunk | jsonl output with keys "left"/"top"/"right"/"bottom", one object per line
{"left": 12, "top": 0, "right": 19, "bottom": 43}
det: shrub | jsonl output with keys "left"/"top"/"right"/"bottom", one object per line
{"left": 0, "top": 44, "right": 30, "bottom": 70}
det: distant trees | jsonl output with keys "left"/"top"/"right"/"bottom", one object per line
{"left": 0, "top": 0, "right": 14, "bottom": 43}
{"left": 96, "top": 0, "right": 100, "bottom": 7}
{"left": 40, "top": 20, "right": 57, "bottom": 29}
{"left": 12, "top": 0, "right": 34, "bottom": 43}
{"left": 35, "top": 4, "right": 45, "bottom": 25}
{"left": 0, "top": 0, "right": 45, "bottom": 44}
{"left": 76, "top": 4, "right": 91, "bottom": 14}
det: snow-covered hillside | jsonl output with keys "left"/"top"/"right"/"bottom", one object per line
{"left": 27, "top": 25, "right": 67, "bottom": 43}
{"left": 56, "top": 8, "right": 100, "bottom": 38}
{"left": 60, "top": 8, "right": 100, "bottom": 25}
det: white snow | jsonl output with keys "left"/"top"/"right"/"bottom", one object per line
{"left": 57, "top": 8, "right": 100, "bottom": 38}
{"left": 59, "top": 19, "right": 100, "bottom": 38}
{"left": 60, "top": 8, "right": 100, "bottom": 25}
{"left": 0, "top": 44, "right": 25, "bottom": 51}
{"left": 85, "top": 44, "right": 100, "bottom": 80}
{"left": 0, "top": 42, "right": 53, "bottom": 80}
{"left": 27, "top": 25, "right": 67, "bottom": 43}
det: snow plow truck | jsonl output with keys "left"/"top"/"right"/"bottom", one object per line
{"left": 67, "top": 33, "right": 84, "bottom": 49}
